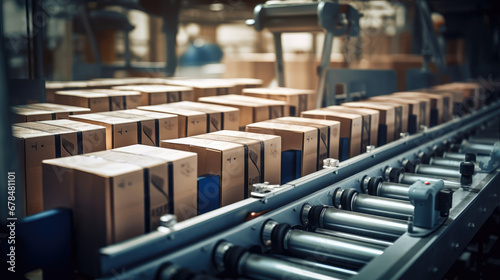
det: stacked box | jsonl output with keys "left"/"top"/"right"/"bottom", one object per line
{"left": 138, "top": 105, "right": 207, "bottom": 137}
{"left": 242, "top": 87, "right": 315, "bottom": 116}
{"left": 112, "top": 85, "right": 194, "bottom": 105}
{"left": 46, "top": 81, "right": 89, "bottom": 103}
{"left": 199, "top": 94, "right": 288, "bottom": 128}
{"left": 54, "top": 90, "right": 110, "bottom": 112}
{"left": 159, "top": 101, "right": 239, "bottom": 131}
{"left": 246, "top": 121, "right": 318, "bottom": 182}
{"left": 369, "top": 96, "right": 428, "bottom": 133}
{"left": 88, "top": 89, "right": 142, "bottom": 110}
{"left": 163, "top": 79, "right": 239, "bottom": 99}
{"left": 392, "top": 92, "right": 449, "bottom": 126}
{"left": 301, "top": 109, "right": 362, "bottom": 159}
{"left": 23, "top": 103, "right": 90, "bottom": 119}
{"left": 12, "top": 107, "right": 55, "bottom": 122}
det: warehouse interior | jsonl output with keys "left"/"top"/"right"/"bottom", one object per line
{"left": 1, "top": 0, "right": 500, "bottom": 279}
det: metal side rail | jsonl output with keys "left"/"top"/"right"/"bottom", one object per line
{"left": 97, "top": 101, "right": 500, "bottom": 277}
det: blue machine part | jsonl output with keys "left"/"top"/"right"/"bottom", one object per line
{"left": 409, "top": 180, "right": 444, "bottom": 229}
{"left": 281, "top": 150, "right": 302, "bottom": 184}
{"left": 197, "top": 175, "right": 220, "bottom": 215}
{"left": 377, "top": 124, "right": 388, "bottom": 147}
{"left": 339, "top": 137, "right": 349, "bottom": 161}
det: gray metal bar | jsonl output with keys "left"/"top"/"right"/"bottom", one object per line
{"left": 238, "top": 252, "right": 345, "bottom": 280}
{"left": 315, "top": 228, "right": 393, "bottom": 248}
{"left": 352, "top": 194, "right": 414, "bottom": 220}
{"left": 442, "top": 152, "right": 466, "bottom": 161}
{"left": 415, "top": 164, "right": 461, "bottom": 178}
{"left": 273, "top": 32, "right": 285, "bottom": 87}
{"left": 285, "top": 230, "right": 383, "bottom": 268}
{"left": 429, "top": 157, "right": 462, "bottom": 168}
{"left": 320, "top": 208, "right": 408, "bottom": 241}
{"left": 377, "top": 182, "right": 410, "bottom": 201}
{"left": 316, "top": 32, "right": 334, "bottom": 108}
{"left": 273, "top": 255, "right": 358, "bottom": 277}
{"left": 467, "top": 136, "right": 498, "bottom": 145}
{"left": 400, "top": 173, "right": 462, "bottom": 189}
{"left": 461, "top": 141, "right": 496, "bottom": 155}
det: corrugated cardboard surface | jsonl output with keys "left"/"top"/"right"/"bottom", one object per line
{"left": 393, "top": 92, "right": 446, "bottom": 125}
{"left": 54, "top": 90, "right": 109, "bottom": 112}
{"left": 369, "top": 96, "right": 423, "bottom": 131}
{"left": 120, "top": 109, "right": 179, "bottom": 141}
{"left": 161, "top": 138, "right": 245, "bottom": 207}
{"left": 341, "top": 102, "right": 396, "bottom": 143}
{"left": 137, "top": 105, "right": 207, "bottom": 137}
{"left": 39, "top": 119, "right": 106, "bottom": 153}
{"left": 246, "top": 121, "right": 317, "bottom": 176}
{"left": 12, "top": 107, "right": 53, "bottom": 122}
{"left": 15, "top": 122, "right": 79, "bottom": 157}
{"left": 211, "top": 130, "right": 281, "bottom": 185}
{"left": 114, "top": 145, "right": 198, "bottom": 221}
{"left": 301, "top": 110, "right": 362, "bottom": 158}
{"left": 166, "top": 101, "right": 239, "bottom": 131}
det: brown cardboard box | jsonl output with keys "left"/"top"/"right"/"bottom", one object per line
{"left": 389, "top": 94, "right": 431, "bottom": 128}
{"left": 119, "top": 109, "right": 179, "bottom": 141}
{"left": 194, "top": 133, "right": 262, "bottom": 197}
{"left": 225, "top": 95, "right": 289, "bottom": 119}
{"left": 432, "top": 82, "right": 481, "bottom": 110}
{"left": 246, "top": 121, "right": 317, "bottom": 176}
{"left": 199, "top": 95, "right": 269, "bottom": 127}
{"left": 69, "top": 113, "right": 138, "bottom": 149}
{"left": 161, "top": 138, "right": 245, "bottom": 207}
{"left": 39, "top": 119, "right": 106, "bottom": 153}
{"left": 163, "top": 79, "right": 238, "bottom": 99}
{"left": 210, "top": 130, "right": 281, "bottom": 185}
{"left": 15, "top": 122, "right": 79, "bottom": 157}
{"left": 72, "top": 157, "right": 144, "bottom": 275}
{"left": 392, "top": 92, "right": 447, "bottom": 125}
{"left": 164, "top": 101, "right": 239, "bottom": 131}
{"left": 199, "top": 95, "right": 288, "bottom": 127}
{"left": 368, "top": 96, "right": 426, "bottom": 131}
{"left": 26, "top": 103, "right": 91, "bottom": 117}
{"left": 13, "top": 126, "right": 56, "bottom": 215}
{"left": 114, "top": 145, "right": 198, "bottom": 221}
{"left": 46, "top": 81, "right": 89, "bottom": 103}
{"left": 12, "top": 107, "right": 54, "bottom": 122}
{"left": 89, "top": 89, "right": 142, "bottom": 110}
{"left": 54, "top": 90, "right": 109, "bottom": 112}
{"left": 301, "top": 109, "right": 362, "bottom": 158}
{"left": 359, "top": 101, "right": 409, "bottom": 135}
{"left": 322, "top": 106, "right": 379, "bottom": 150}
{"left": 112, "top": 85, "right": 194, "bottom": 105}
{"left": 160, "top": 103, "right": 222, "bottom": 132}
{"left": 269, "top": 117, "right": 340, "bottom": 165}
{"left": 85, "top": 150, "right": 169, "bottom": 231}
{"left": 341, "top": 102, "right": 398, "bottom": 143}
{"left": 242, "top": 87, "right": 314, "bottom": 117}
{"left": 137, "top": 105, "right": 207, "bottom": 137}
{"left": 100, "top": 111, "right": 158, "bottom": 146}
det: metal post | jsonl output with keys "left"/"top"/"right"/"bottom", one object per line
{"left": 273, "top": 32, "right": 285, "bottom": 87}
{"left": 316, "top": 32, "right": 334, "bottom": 108}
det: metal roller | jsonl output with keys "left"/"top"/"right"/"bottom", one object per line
{"left": 261, "top": 220, "right": 383, "bottom": 269}
{"left": 385, "top": 166, "right": 473, "bottom": 188}
{"left": 332, "top": 188, "right": 413, "bottom": 220}
{"left": 399, "top": 173, "right": 462, "bottom": 189}
{"left": 302, "top": 205, "right": 408, "bottom": 241}
{"left": 214, "top": 241, "right": 351, "bottom": 280}
{"left": 460, "top": 140, "right": 499, "bottom": 155}
{"left": 314, "top": 228, "right": 393, "bottom": 248}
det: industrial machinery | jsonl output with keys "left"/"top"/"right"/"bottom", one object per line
{"left": 89, "top": 96, "right": 500, "bottom": 279}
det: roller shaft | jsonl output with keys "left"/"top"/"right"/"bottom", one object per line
{"left": 315, "top": 228, "right": 393, "bottom": 247}
{"left": 415, "top": 164, "right": 461, "bottom": 178}
{"left": 377, "top": 182, "right": 410, "bottom": 201}
{"left": 320, "top": 208, "right": 407, "bottom": 241}
{"left": 400, "top": 173, "right": 461, "bottom": 189}
{"left": 352, "top": 194, "right": 414, "bottom": 220}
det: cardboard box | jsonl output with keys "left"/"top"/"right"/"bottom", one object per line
{"left": 69, "top": 113, "right": 138, "bottom": 149}
{"left": 86, "top": 150, "right": 169, "bottom": 231}
{"left": 89, "top": 89, "right": 142, "bottom": 110}
{"left": 12, "top": 107, "right": 54, "bottom": 122}
{"left": 164, "top": 101, "right": 239, "bottom": 131}
{"left": 301, "top": 109, "right": 362, "bottom": 158}
{"left": 432, "top": 82, "right": 481, "bottom": 110}
{"left": 210, "top": 130, "right": 281, "bottom": 185}
{"left": 114, "top": 145, "right": 198, "bottom": 221}
{"left": 355, "top": 101, "right": 409, "bottom": 136}
{"left": 138, "top": 105, "right": 207, "bottom": 137}
{"left": 161, "top": 138, "right": 245, "bottom": 207}
{"left": 242, "top": 87, "right": 314, "bottom": 117}
{"left": 199, "top": 95, "right": 288, "bottom": 127}
{"left": 39, "top": 119, "right": 106, "bottom": 153}
{"left": 246, "top": 121, "right": 318, "bottom": 176}
{"left": 118, "top": 109, "right": 179, "bottom": 141}
{"left": 54, "top": 90, "right": 110, "bottom": 112}
{"left": 194, "top": 133, "right": 263, "bottom": 197}
{"left": 160, "top": 103, "right": 222, "bottom": 133}
{"left": 227, "top": 78, "right": 264, "bottom": 94}
{"left": 26, "top": 103, "right": 91, "bottom": 117}
{"left": 321, "top": 106, "right": 379, "bottom": 150}
{"left": 13, "top": 126, "right": 56, "bottom": 215}
{"left": 100, "top": 111, "right": 158, "bottom": 146}
{"left": 368, "top": 96, "right": 426, "bottom": 132}
{"left": 15, "top": 122, "right": 79, "bottom": 157}
{"left": 341, "top": 102, "right": 398, "bottom": 143}
{"left": 163, "top": 79, "right": 238, "bottom": 99}
{"left": 269, "top": 117, "right": 340, "bottom": 166}
{"left": 46, "top": 81, "right": 89, "bottom": 103}
{"left": 72, "top": 157, "right": 144, "bottom": 275}
{"left": 392, "top": 92, "right": 448, "bottom": 125}
{"left": 112, "top": 85, "right": 194, "bottom": 105}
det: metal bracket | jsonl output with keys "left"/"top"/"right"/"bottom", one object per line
{"left": 408, "top": 180, "right": 446, "bottom": 231}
